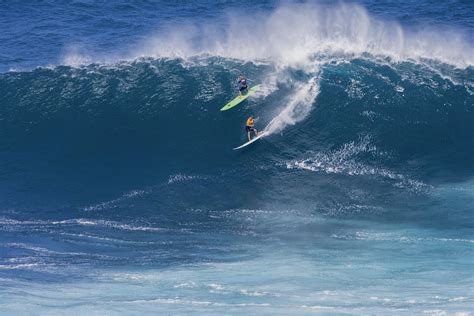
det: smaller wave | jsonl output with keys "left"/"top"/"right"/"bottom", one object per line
{"left": 60, "top": 219, "right": 165, "bottom": 232}
{"left": 284, "top": 136, "right": 430, "bottom": 193}
{"left": 123, "top": 297, "right": 271, "bottom": 308}
{"left": 331, "top": 231, "right": 474, "bottom": 244}
{"left": 82, "top": 189, "right": 148, "bottom": 212}
{"left": 0, "top": 217, "right": 164, "bottom": 232}
{"left": 239, "top": 289, "right": 275, "bottom": 297}
{"left": 207, "top": 283, "right": 226, "bottom": 293}
{"left": 2, "top": 243, "right": 119, "bottom": 261}
{"left": 57, "top": 232, "right": 176, "bottom": 245}
{"left": 301, "top": 305, "right": 335, "bottom": 310}
{"left": 3, "top": 243, "right": 75, "bottom": 255}
{"left": 320, "top": 203, "right": 385, "bottom": 217}
{"left": 167, "top": 174, "right": 208, "bottom": 185}
{"left": 206, "top": 283, "right": 277, "bottom": 297}
{"left": 0, "top": 263, "right": 40, "bottom": 270}
{"left": 174, "top": 281, "right": 197, "bottom": 289}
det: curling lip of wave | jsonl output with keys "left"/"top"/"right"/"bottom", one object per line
{"left": 62, "top": 3, "right": 474, "bottom": 68}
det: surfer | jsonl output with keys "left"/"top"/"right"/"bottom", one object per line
{"left": 238, "top": 75, "right": 249, "bottom": 97}
{"left": 246, "top": 116, "right": 258, "bottom": 141}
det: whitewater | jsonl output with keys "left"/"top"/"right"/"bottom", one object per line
{"left": 0, "top": 1, "right": 473, "bottom": 315}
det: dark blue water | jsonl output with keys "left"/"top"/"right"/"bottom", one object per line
{"left": 1, "top": 1, "right": 473, "bottom": 315}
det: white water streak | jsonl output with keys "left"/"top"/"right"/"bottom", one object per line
{"left": 265, "top": 77, "right": 320, "bottom": 134}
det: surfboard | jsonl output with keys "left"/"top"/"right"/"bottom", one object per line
{"left": 220, "top": 84, "right": 261, "bottom": 111}
{"left": 233, "top": 131, "right": 269, "bottom": 150}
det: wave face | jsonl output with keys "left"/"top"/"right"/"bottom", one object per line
{"left": 1, "top": 58, "right": 472, "bottom": 198}
{"left": 1, "top": 1, "right": 473, "bottom": 315}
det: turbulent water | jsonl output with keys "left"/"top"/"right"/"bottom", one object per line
{"left": 1, "top": 1, "right": 473, "bottom": 315}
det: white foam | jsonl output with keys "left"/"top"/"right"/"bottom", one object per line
{"left": 332, "top": 231, "right": 474, "bottom": 245}
{"left": 265, "top": 77, "right": 320, "bottom": 134}
{"left": 448, "top": 297, "right": 467, "bottom": 302}
{"left": 301, "top": 305, "right": 335, "bottom": 310}
{"left": 0, "top": 263, "right": 40, "bottom": 270}
{"left": 239, "top": 289, "right": 273, "bottom": 297}
{"left": 284, "top": 136, "right": 430, "bottom": 192}
{"left": 124, "top": 3, "right": 473, "bottom": 69}
{"left": 0, "top": 217, "right": 163, "bottom": 232}
{"left": 173, "top": 282, "right": 197, "bottom": 289}
{"left": 123, "top": 297, "right": 271, "bottom": 308}
{"left": 167, "top": 174, "right": 206, "bottom": 185}
{"left": 82, "top": 189, "right": 147, "bottom": 212}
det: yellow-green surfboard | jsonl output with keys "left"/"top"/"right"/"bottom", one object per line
{"left": 220, "top": 84, "right": 260, "bottom": 111}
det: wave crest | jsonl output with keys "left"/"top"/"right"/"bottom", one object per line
{"left": 125, "top": 3, "right": 473, "bottom": 68}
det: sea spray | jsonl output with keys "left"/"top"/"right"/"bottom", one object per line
{"left": 265, "top": 77, "right": 320, "bottom": 134}
{"left": 128, "top": 3, "right": 473, "bottom": 69}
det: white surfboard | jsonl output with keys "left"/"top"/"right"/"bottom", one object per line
{"left": 233, "top": 131, "right": 269, "bottom": 150}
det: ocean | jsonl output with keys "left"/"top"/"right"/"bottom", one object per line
{"left": 0, "top": 1, "right": 473, "bottom": 315}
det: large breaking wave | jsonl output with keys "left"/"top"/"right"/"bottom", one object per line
{"left": 0, "top": 2, "right": 473, "bottom": 208}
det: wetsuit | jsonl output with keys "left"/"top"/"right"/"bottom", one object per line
{"left": 238, "top": 79, "right": 249, "bottom": 94}
{"left": 246, "top": 117, "right": 255, "bottom": 132}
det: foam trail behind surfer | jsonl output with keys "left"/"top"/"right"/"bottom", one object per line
{"left": 265, "top": 76, "right": 321, "bottom": 134}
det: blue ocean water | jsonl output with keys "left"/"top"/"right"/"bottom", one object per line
{"left": 0, "top": 1, "right": 473, "bottom": 315}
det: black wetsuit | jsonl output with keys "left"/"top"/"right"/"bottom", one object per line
{"left": 238, "top": 79, "right": 249, "bottom": 94}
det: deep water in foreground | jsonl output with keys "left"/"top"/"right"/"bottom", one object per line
{"left": 0, "top": 1, "right": 473, "bottom": 315}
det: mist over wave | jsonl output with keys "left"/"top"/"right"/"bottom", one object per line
{"left": 61, "top": 3, "right": 474, "bottom": 69}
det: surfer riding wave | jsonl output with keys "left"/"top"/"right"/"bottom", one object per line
{"left": 246, "top": 116, "right": 258, "bottom": 141}
{"left": 238, "top": 75, "right": 249, "bottom": 97}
